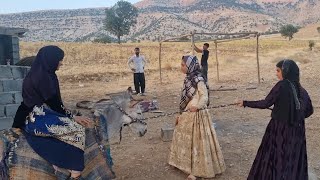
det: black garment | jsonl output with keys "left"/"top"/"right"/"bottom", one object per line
{"left": 133, "top": 73, "right": 145, "bottom": 94}
{"left": 201, "top": 65, "right": 208, "bottom": 82}
{"left": 12, "top": 94, "right": 70, "bottom": 128}
{"left": 201, "top": 50, "right": 209, "bottom": 66}
{"left": 23, "top": 46, "right": 64, "bottom": 108}
{"left": 244, "top": 82, "right": 313, "bottom": 180}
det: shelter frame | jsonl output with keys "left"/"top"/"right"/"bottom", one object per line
{"left": 158, "top": 31, "right": 261, "bottom": 84}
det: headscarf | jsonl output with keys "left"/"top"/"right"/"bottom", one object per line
{"left": 179, "top": 55, "right": 209, "bottom": 111}
{"left": 22, "top": 46, "right": 64, "bottom": 108}
{"left": 274, "top": 59, "right": 301, "bottom": 126}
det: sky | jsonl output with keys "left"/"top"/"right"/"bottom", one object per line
{"left": 0, "top": 0, "right": 141, "bottom": 14}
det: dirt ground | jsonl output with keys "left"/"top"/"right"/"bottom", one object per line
{"left": 59, "top": 46, "right": 320, "bottom": 180}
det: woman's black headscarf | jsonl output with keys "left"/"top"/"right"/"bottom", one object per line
{"left": 275, "top": 59, "right": 301, "bottom": 126}
{"left": 22, "top": 46, "right": 64, "bottom": 108}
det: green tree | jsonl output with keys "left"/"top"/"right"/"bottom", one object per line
{"left": 280, "top": 24, "right": 299, "bottom": 41}
{"left": 104, "top": 1, "right": 138, "bottom": 44}
{"left": 93, "top": 36, "right": 113, "bottom": 44}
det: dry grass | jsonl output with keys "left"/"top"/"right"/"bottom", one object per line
{"left": 19, "top": 38, "right": 317, "bottom": 83}
{"left": 18, "top": 37, "right": 320, "bottom": 179}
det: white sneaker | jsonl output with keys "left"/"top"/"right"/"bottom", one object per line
{"left": 141, "top": 93, "right": 146, "bottom": 96}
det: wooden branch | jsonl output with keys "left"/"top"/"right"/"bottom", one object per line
{"left": 210, "top": 87, "right": 257, "bottom": 92}
{"left": 215, "top": 35, "right": 255, "bottom": 43}
{"left": 161, "top": 34, "right": 192, "bottom": 43}
{"left": 194, "top": 32, "right": 258, "bottom": 36}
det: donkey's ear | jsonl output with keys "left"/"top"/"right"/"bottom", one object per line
{"left": 127, "top": 87, "right": 133, "bottom": 95}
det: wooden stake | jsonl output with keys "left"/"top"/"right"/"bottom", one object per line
{"left": 159, "top": 42, "right": 162, "bottom": 83}
{"left": 191, "top": 31, "right": 195, "bottom": 55}
{"left": 215, "top": 41, "right": 219, "bottom": 82}
{"left": 256, "top": 34, "right": 261, "bottom": 84}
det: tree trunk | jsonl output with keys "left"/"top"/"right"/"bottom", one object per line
{"left": 117, "top": 35, "right": 121, "bottom": 44}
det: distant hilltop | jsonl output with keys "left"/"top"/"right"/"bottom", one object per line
{"left": 0, "top": 0, "right": 319, "bottom": 42}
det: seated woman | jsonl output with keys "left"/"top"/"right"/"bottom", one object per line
{"left": 168, "top": 55, "right": 226, "bottom": 180}
{"left": 12, "top": 45, "right": 90, "bottom": 179}
{"left": 238, "top": 60, "right": 313, "bottom": 180}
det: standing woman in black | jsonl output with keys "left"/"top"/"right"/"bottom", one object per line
{"left": 238, "top": 60, "right": 313, "bottom": 180}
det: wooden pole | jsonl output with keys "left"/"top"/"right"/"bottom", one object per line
{"left": 159, "top": 42, "right": 162, "bottom": 83}
{"left": 256, "top": 33, "right": 261, "bottom": 84}
{"left": 191, "top": 31, "right": 195, "bottom": 55}
{"left": 194, "top": 32, "right": 258, "bottom": 36}
{"left": 160, "top": 34, "right": 191, "bottom": 43}
{"left": 215, "top": 41, "right": 220, "bottom": 82}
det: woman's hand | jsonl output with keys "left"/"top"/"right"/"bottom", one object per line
{"left": 237, "top": 100, "right": 244, "bottom": 107}
{"left": 74, "top": 116, "right": 91, "bottom": 127}
{"left": 188, "top": 106, "right": 198, "bottom": 112}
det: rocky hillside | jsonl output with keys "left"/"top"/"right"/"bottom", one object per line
{"left": 0, "top": 0, "right": 319, "bottom": 42}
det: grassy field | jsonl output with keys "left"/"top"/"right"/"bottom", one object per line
{"left": 19, "top": 35, "right": 320, "bottom": 179}
{"left": 20, "top": 37, "right": 313, "bottom": 83}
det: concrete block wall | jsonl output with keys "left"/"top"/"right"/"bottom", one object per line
{"left": 0, "top": 65, "right": 30, "bottom": 129}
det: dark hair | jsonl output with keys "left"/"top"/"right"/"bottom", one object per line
{"left": 204, "top": 43, "right": 209, "bottom": 48}
{"left": 276, "top": 60, "right": 284, "bottom": 68}
{"left": 277, "top": 59, "right": 302, "bottom": 101}
{"left": 135, "top": 47, "right": 140, "bottom": 50}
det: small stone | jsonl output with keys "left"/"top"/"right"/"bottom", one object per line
{"left": 229, "top": 164, "right": 234, "bottom": 167}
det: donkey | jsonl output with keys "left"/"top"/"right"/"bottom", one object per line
{"left": 0, "top": 90, "right": 147, "bottom": 180}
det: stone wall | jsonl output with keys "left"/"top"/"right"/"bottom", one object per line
{"left": 0, "top": 65, "right": 30, "bottom": 129}
{"left": 0, "top": 35, "right": 20, "bottom": 65}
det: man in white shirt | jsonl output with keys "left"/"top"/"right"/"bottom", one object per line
{"left": 128, "top": 47, "right": 146, "bottom": 96}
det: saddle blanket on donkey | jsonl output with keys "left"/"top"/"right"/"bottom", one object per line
{"left": 0, "top": 128, "right": 115, "bottom": 180}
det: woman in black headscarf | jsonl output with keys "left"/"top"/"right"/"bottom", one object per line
{"left": 13, "top": 46, "right": 90, "bottom": 179}
{"left": 238, "top": 60, "right": 313, "bottom": 180}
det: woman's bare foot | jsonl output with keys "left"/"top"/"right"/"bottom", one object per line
{"left": 70, "top": 170, "right": 81, "bottom": 179}
{"left": 187, "top": 174, "right": 197, "bottom": 180}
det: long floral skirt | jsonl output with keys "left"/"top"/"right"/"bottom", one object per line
{"left": 23, "top": 106, "right": 85, "bottom": 171}
{"left": 168, "top": 110, "right": 226, "bottom": 178}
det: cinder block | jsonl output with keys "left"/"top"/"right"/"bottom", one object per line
{"left": 5, "top": 104, "right": 19, "bottom": 117}
{"left": 0, "top": 117, "right": 14, "bottom": 130}
{"left": 0, "top": 105, "right": 5, "bottom": 117}
{"left": 0, "top": 66, "right": 13, "bottom": 79}
{"left": 0, "top": 81, "right": 3, "bottom": 92}
{"left": 12, "top": 37, "right": 19, "bottom": 44}
{"left": 14, "top": 92, "right": 23, "bottom": 104}
{"left": 0, "top": 93, "right": 14, "bottom": 105}
{"left": 161, "top": 124, "right": 175, "bottom": 142}
{"left": 11, "top": 67, "right": 25, "bottom": 79}
{"left": 2, "top": 79, "right": 23, "bottom": 92}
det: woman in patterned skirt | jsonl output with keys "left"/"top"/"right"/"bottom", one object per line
{"left": 13, "top": 46, "right": 90, "bottom": 179}
{"left": 169, "top": 55, "right": 226, "bottom": 180}
{"left": 238, "top": 60, "right": 313, "bottom": 180}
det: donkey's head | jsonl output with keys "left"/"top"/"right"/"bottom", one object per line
{"left": 93, "top": 90, "right": 147, "bottom": 141}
